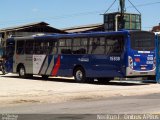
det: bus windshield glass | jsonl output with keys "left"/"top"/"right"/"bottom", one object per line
{"left": 130, "top": 31, "right": 155, "bottom": 51}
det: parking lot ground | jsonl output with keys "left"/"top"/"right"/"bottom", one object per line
{"left": 0, "top": 73, "right": 160, "bottom": 107}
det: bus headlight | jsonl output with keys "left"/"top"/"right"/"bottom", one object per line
{"left": 129, "top": 56, "right": 133, "bottom": 69}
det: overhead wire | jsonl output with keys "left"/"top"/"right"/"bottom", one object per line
{"left": 104, "top": 0, "right": 117, "bottom": 14}
{"left": 1, "top": 1, "right": 160, "bottom": 23}
{"left": 128, "top": 0, "right": 141, "bottom": 14}
{"left": 0, "top": 1, "right": 160, "bottom": 27}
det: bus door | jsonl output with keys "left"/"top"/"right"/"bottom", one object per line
{"left": 5, "top": 39, "right": 15, "bottom": 72}
{"left": 156, "top": 35, "right": 160, "bottom": 83}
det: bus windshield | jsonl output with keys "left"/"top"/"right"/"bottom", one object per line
{"left": 130, "top": 31, "right": 155, "bottom": 51}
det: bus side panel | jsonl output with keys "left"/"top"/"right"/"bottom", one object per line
{"left": 32, "top": 55, "right": 54, "bottom": 76}
{"left": 32, "top": 55, "right": 47, "bottom": 74}
{"left": 13, "top": 54, "right": 26, "bottom": 73}
{"left": 56, "top": 55, "right": 83, "bottom": 77}
{"left": 86, "top": 55, "right": 125, "bottom": 78}
{"left": 38, "top": 55, "right": 49, "bottom": 75}
{"left": 45, "top": 55, "right": 55, "bottom": 75}
{"left": 25, "top": 55, "right": 33, "bottom": 74}
{"left": 56, "top": 54, "right": 126, "bottom": 78}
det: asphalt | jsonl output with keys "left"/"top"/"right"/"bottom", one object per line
{"left": 0, "top": 93, "right": 160, "bottom": 114}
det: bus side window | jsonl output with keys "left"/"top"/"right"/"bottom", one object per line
{"left": 72, "top": 38, "right": 81, "bottom": 54}
{"left": 16, "top": 40, "right": 25, "bottom": 55}
{"left": 106, "top": 36, "right": 124, "bottom": 55}
{"left": 72, "top": 38, "right": 87, "bottom": 54}
{"left": 25, "top": 40, "right": 34, "bottom": 54}
{"left": 34, "top": 40, "right": 57, "bottom": 55}
{"left": 58, "top": 39, "right": 72, "bottom": 54}
{"left": 113, "top": 36, "right": 124, "bottom": 54}
{"left": 52, "top": 41, "right": 57, "bottom": 54}
{"left": 35, "top": 41, "right": 43, "bottom": 54}
{"left": 43, "top": 41, "right": 53, "bottom": 54}
{"left": 80, "top": 38, "right": 88, "bottom": 54}
{"left": 62, "top": 39, "right": 72, "bottom": 54}
{"left": 89, "top": 37, "right": 105, "bottom": 54}
{"left": 58, "top": 39, "right": 68, "bottom": 54}
{"left": 48, "top": 41, "right": 54, "bottom": 54}
{"left": 88, "top": 38, "right": 93, "bottom": 54}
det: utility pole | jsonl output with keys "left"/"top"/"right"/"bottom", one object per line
{"left": 120, "top": 0, "right": 125, "bottom": 15}
{"left": 119, "top": 0, "right": 125, "bottom": 29}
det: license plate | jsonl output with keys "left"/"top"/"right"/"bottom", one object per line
{"left": 140, "top": 72, "right": 148, "bottom": 74}
{"left": 141, "top": 67, "right": 146, "bottom": 70}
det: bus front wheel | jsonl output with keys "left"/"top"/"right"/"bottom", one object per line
{"left": 42, "top": 75, "right": 49, "bottom": 79}
{"left": 97, "top": 78, "right": 112, "bottom": 83}
{"left": 74, "top": 67, "right": 86, "bottom": 83}
{"left": 19, "top": 66, "right": 26, "bottom": 78}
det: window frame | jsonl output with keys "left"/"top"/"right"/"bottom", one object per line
{"left": 72, "top": 37, "right": 88, "bottom": 55}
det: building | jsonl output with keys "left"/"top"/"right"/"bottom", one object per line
{"left": 152, "top": 23, "right": 160, "bottom": 32}
{"left": 0, "top": 22, "right": 66, "bottom": 47}
{"left": 62, "top": 23, "right": 104, "bottom": 33}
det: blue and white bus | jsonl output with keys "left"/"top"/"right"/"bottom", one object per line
{"left": 5, "top": 30, "right": 156, "bottom": 82}
{"left": 156, "top": 32, "right": 160, "bottom": 83}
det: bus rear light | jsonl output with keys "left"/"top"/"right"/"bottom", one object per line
{"left": 135, "top": 58, "right": 140, "bottom": 62}
{"left": 129, "top": 56, "right": 133, "bottom": 69}
{"left": 129, "top": 58, "right": 133, "bottom": 64}
{"left": 129, "top": 72, "right": 132, "bottom": 74}
{"left": 153, "top": 57, "right": 156, "bottom": 69}
{"left": 154, "top": 57, "right": 156, "bottom": 64}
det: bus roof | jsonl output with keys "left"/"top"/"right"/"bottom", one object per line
{"left": 7, "top": 30, "right": 152, "bottom": 41}
{"left": 45, "top": 30, "right": 129, "bottom": 38}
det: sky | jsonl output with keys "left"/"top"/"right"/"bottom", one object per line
{"left": 0, "top": 0, "right": 160, "bottom": 30}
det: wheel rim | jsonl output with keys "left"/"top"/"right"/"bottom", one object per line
{"left": 76, "top": 70, "right": 83, "bottom": 81}
{"left": 20, "top": 67, "right": 25, "bottom": 76}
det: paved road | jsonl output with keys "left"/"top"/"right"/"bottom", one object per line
{"left": 0, "top": 74, "right": 160, "bottom": 120}
{"left": 0, "top": 93, "right": 160, "bottom": 120}
{"left": 0, "top": 93, "right": 160, "bottom": 114}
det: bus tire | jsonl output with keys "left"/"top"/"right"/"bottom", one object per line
{"left": 19, "top": 65, "right": 26, "bottom": 78}
{"left": 2, "top": 69, "right": 6, "bottom": 75}
{"left": 42, "top": 75, "right": 49, "bottom": 79}
{"left": 97, "top": 78, "right": 112, "bottom": 83}
{"left": 1, "top": 67, "right": 6, "bottom": 75}
{"left": 87, "top": 78, "right": 94, "bottom": 83}
{"left": 26, "top": 74, "right": 33, "bottom": 79}
{"left": 74, "top": 67, "right": 86, "bottom": 83}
